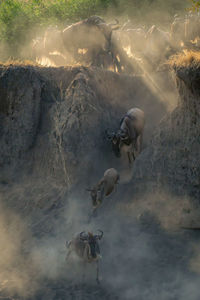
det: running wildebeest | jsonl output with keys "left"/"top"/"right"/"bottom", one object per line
{"left": 106, "top": 108, "right": 145, "bottom": 164}
{"left": 34, "top": 15, "right": 136, "bottom": 71}
{"left": 42, "top": 16, "right": 120, "bottom": 67}
{"left": 114, "top": 27, "right": 146, "bottom": 55}
{"left": 66, "top": 230, "right": 103, "bottom": 283}
{"left": 87, "top": 168, "right": 119, "bottom": 211}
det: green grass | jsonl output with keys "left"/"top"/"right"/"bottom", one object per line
{"left": 0, "top": 0, "right": 191, "bottom": 60}
{"left": 190, "top": 0, "right": 200, "bottom": 11}
{"left": 0, "top": 0, "right": 108, "bottom": 57}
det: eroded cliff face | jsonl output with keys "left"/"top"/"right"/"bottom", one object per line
{"left": 1, "top": 64, "right": 200, "bottom": 300}
{"left": 132, "top": 64, "right": 200, "bottom": 204}
{"left": 1, "top": 62, "right": 199, "bottom": 228}
{"left": 0, "top": 65, "right": 170, "bottom": 300}
{"left": 0, "top": 65, "right": 166, "bottom": 211}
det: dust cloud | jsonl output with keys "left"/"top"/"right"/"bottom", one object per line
{"left": 0, "top": 177, "right": 200, "bottom": 300}
{"left": 0, "top": 203, "right": 38, "bottom": 298}
{"left": 0, "top": 2, "right": 199, "bottom": 300}
{"left": 60, "top": 189, "right": 200, "bottom": 299}
{"left": 119, "top": 190, "right": 196, "bottom": 231}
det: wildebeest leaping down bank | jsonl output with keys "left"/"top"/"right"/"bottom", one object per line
{"left": 106, "top": 108, "right": 145, "bottom": 165}
{"left": 66, "top": 230, "right": 103, "bottom": 283}
{"left": 87, "top": 168, "right": 119, "bottom": 211}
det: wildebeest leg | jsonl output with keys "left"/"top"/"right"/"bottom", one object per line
{"left": 111, "top": 49, "right": 122, "bottom": 73}
{"left": 113, "top": 182, "right": 118, "bottom": 194}
{"left": 100, "top": 184, "right": 105, "bottom": 203}
{"left": 96, "top": 261, "right": 100, "bottom": 284}
{"left": 87, "top": 211, "right": 93, "bottom": 223}
{"left": 81, "top": 261, "right": 86, "bottom": 285}
{"left": 88, "top": 207, "right": 98, "bottom": 223}
{"left": 115, "top": 56, "right": 122, "bottom": 73}
{"left": 127, "top": 152, "right": 133, "bottom": 164}
{"left": 90, "top": 48, "right": 100, "bottom": 66}
{"left": 113, "top": 56, "right": 118, "bottom": 72}
{"left": 136, "top": 134, "right": 143, "bottom": 155}
{"left": 65, "top": 249, "right": 72, "bottom": 262}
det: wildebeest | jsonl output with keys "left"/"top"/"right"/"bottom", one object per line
{"left": 43, "top": 25, "right": 64, "bottom": 54}
{"left": 87, "top": 168, "right": 119, "bottom": 210}
{"left": 127, "top": 28, "right": 146, "bottom": 54}
{"left": 42, "top": 16, "right": 120, "bottom": 67}
{"left": 31, "top": 37, "right": 44, "bottom": 59}
{"left": 66, "top": 230, "right": 103, "bottom": 283}
{"left": 113, "top": 27, "right": 146, "bottom": 57}
{"left": 107, "top": 108, "right": 145, "bottom": 164}
{"left": 31, "top": 27, "right": 69, "bottom": 66}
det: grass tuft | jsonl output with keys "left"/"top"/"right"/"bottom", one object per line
{"left": 0, "top": 59, "right": 40, "bottom": 67}
{"left": 169, "top": 50, "right": 200, "bottom": 68}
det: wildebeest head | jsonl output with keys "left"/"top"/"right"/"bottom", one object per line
{"left": 80, "top": 230, "right": 103, "bottom": 259}
{"left": 97, "top": 19, "right": 120, "bottom": 52}
{"left": 111, "top": 133, "right": 121, "bottom": 157}
{"left": 106, "top": 129, "right": 131, "bottom": 157}
{"left": 78, "top": 16, "right": 119, "bottom": 53}
{"left": 86, "top": 187, "right": 102, "bottom": 208}
{"left": 105, "top": 130, "right": 120, "bottom": 157}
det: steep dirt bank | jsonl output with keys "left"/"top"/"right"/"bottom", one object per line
{"left": 2, "top": 62, "right": 200, "bottom": 300}
{"left": 130, "top": 54, "right": 200, "bottom": 204}
{"left": 0, "top": 64, "right": 166, "bottom": 212}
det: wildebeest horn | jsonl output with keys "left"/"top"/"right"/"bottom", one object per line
{"left": 110, "top": 19, "right": 120, "bottom": 31}
{"left": 118, "top": 130, "right": 128, "bottom": 139}
{"left": 112, "top": 25, "right": 120, "bottom": 31}
{"left": 97, "top": 21, "right": 107, "bottom": 26}
{"left": 108, "top": 19, "right": 119, "bottom": 27}
{"left": 80, "top": 231, "right": 88, "bottom": 240}
{"left": 96, "top": 230, "right": 103, "bottom": 240}
{"left": 121, "top": 135, "right": 129, "bottom": 140}
{"left": 86, "top": 188, "right": 93, "bottom": 192}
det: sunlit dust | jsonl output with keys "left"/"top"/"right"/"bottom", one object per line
{"left": 78, "top": 48, "right": 88, "bottom": 55}
{"left": 36, "top": 56, "right": 56, "bottom": 67}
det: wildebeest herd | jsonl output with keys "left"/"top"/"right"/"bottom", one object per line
{"left": 61, "top": 12, "right": 200, "bottom": 283}
{"left": 65, "top": 107, "right": 145, "bottom": 283}
{"left": 32, "top": 15, "right": 127, "bottom": 71}
{"left": 32, "top": 12, "right": 200, "bottom": 72}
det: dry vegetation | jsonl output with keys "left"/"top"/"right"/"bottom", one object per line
{"left": 169, "top": 50, "right": 200, "bottom": 68}
{"left": 0, "top": 59, "right": 40, "bottom": 67}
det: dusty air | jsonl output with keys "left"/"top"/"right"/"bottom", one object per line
{"left": 0, "top": 1, "right": 200, "bottom": 300}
